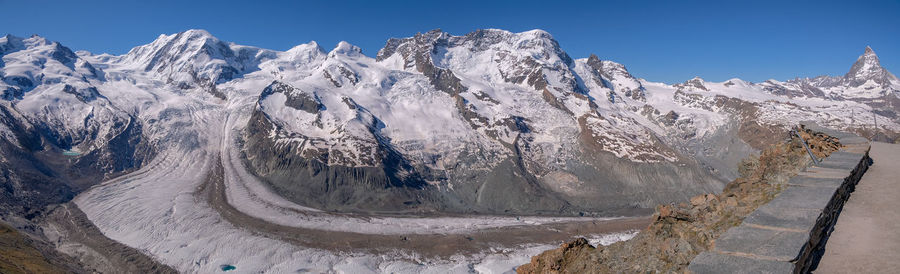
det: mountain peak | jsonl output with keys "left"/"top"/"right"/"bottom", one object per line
{"left": 125, "top": 29, "right": 220, "bottom": 58}
{"left": 23, "top": 35, "right": 51, "bottom": 48}
{"left": 329, "top": 41, "right": 362, "bottom": 57}
{"left": 159, "top": 29, "right": 218, "bottom": 44}
{"left": 286, "top": 41, "right": 325, "bottom": 55}
{"left": 674, "top": 76, "right": 709, "bottom": 91}
{"left": 182, "top": 29, "right": 213, "bottom": 38}
{"left": 521, "top": 29, "right": 553, "bottom": 39}
{"left": 844, "top": 46, "right": 896, "bottom": 87}
{"left": 174, "top": 29, "right": 220, "bottom": 46}
{"left": 118, "top": 29, "right": 274, "bottom": 90}
{"left": 859, "top": 46, "right": 879, "bottom": 68}
{"left": 0, "top": 34, "right": 25, "bottom": 55}
{"left": 1, "top": 34, "right": 60, "bottom": 56}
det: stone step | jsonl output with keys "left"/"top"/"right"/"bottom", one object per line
{"left": 712, "top": 225, "right": 809, "bottom": 262}
{"left": 689, "top": 251, "right": 793, "bottom": 274}
{"left": 786, "top": 176, "right": 843, "bottom": 188}
{"left": 743, "top": 203, "right": 822, "bottom": 231}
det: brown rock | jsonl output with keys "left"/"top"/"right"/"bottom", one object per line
{"left": 725, "top": 197, "right": 738, "bottom": 207}
{"left": 690, "top": 195, "right": 707, "bottom": 206}
{"left": 517, "top": 127, "right": 844, "bottom": 274}
{"left": 516, "top": 238, "right": 596, "bottom": 274}
{"left": 658, "top": 205, "right": 673, "bottom": 218}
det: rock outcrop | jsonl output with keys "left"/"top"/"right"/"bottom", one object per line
{"left": 517, "top": 126, "right": 841, "bottom": 273}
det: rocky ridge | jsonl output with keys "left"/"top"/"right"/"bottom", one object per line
{"left": 517, "top": 127, "right": 841, "bottom": 273}
{"left": 0, "top": 34, "right": 153, "bottom": 218}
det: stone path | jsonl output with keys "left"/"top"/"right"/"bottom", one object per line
{"left": 816, "top": 142, "right": 900, "bottom": 273}
{"left": 689, "top": 128, "right": 871, "bottom": 274}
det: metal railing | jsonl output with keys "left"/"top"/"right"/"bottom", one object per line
{"left": 792, "top": 127, "right": 820, "bottom": 165}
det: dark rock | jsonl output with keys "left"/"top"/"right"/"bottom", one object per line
{"left": 688, "top": 252, "right": 793, "bottom": 274}
{"left": 259, "top": 81, "right": 322, "bottom": 114}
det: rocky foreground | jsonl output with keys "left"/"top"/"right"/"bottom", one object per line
{"left": 517, "top": 127, "right": 841, "bottom": 273}
{"left": 0, "top": 222, "right": 71, "bottom": 273}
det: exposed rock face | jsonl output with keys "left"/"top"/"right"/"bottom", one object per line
{"left": 0, "top": 106, "right": 153, "bottom": 217}
{"left": 760, "top": 79, "right": 827, "bottom": 98}
{"left": 242, "top": 106, "right": 434, "bottom": 212}
{"left": 0, "top": 222, "right": 84, "bottom": 273}
{"left": 38, "top": 204, "right": 178, "bottom": 274}
{"left": 515, "top": 238, "right": 596, "bottom": 274}
{"left": 844, "top": 46, "right": 899, "bottom": 88}
{"left": 0, "top": 35, "right": 154, "bottom": 219}
{"left": 676, "top": 77, "right": 711, "bottom": 91}
{"left": 240, "top": 31, "right": 900, "bottom": 216}
{"left": 259, "top": 81, "right": 322, "bottom": 114}
{"left": 584, "top": 54, "right": 646, "bottom": 101}
{"left": 244, "top": 29, "right": 742, "bottom": 215}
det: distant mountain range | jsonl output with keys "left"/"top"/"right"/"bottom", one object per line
{"left": 1, "top": 29, "right": 898, "bottom": 217}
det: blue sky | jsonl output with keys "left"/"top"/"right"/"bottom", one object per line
{"left": 2, "top": 0, "right": 897, "bottom": 83}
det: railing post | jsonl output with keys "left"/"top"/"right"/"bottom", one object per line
{"left": 793, "top": 127, "right": 819, "bottom": 165}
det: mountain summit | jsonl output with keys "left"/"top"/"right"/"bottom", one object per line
{"left": 777, "top": 46, "right": 898, "bottom": 99}
{"left": 844, "top": 46, "right": 899, "bottom": 88}
{"left": 118, "top": 29, "right": 276, "bottom": 98}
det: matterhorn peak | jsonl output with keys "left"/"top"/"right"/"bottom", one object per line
{"left": 844, "top": 46, "right": 897, "bottom": 87}
{"left": 854, "top": 45, "right": 880, "bottom": 67}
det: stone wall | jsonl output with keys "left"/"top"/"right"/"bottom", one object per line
{"left": 688, "top": 126, "right": 871, "bottom": 273}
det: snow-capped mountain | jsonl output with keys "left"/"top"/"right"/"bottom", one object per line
{"left": 238, "top": 29, "right": 900, "bottom": 214}
{"left": 241, "top": 29, "right": 734, "bottom": 214}
{"left": 766, "top": 46, "right": 900, "bottom": 100}
{"left": 2, "top": 29, "right": 899, "bottom": 217}
{"left": 115, "top": 29, "right": 277, "bottom": 99}
{"left": 843, "top": 46, "right": 899, "bottom": 89}
{"left": 0, "top": 34, "right": 152, "bottom": 215}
